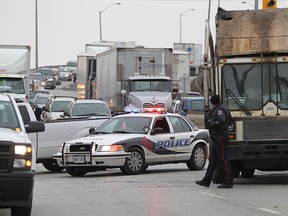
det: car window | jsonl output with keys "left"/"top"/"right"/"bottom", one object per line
{"left": 35, "top": 96, "right": 49, "bottom": 105}
{"left": 168, "top": 116, "right": 185, "bottom": 133}
{"left": 95, "top": 117, "right": 152, "bottom": 134}
{"left": 153, "top": 117, "right": 170, "bottom": 133}
{"left": 72, "top": 103, "right": 110, "bottom": 116}
{"left": 0, "top": 102, "right": 20, "bottom": 129}
{"left": 18, "top": 105, "right": 31, "bottom": 125}
{"left": 51, "top": 101, "right": 72, "bottom": 112}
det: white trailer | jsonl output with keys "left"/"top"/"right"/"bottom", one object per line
{"left": 85, "top": 41, "right": 136, "bottom": 55}
{"left": 77, "top": 47, "right": 174, "bottom": 114}
{"left": 174, "top": 43, "right": 202, "bottom": 76}
{"left": 0, "top": 45, "right": 31, "bottom": 101}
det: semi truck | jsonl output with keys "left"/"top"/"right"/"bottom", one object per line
{"left": 202, "top": 5, "right": 288, "bottom": 179}
{"left": 0, "top": 45, "right": 30, "bottom": 102}
{"left": 76, "top": 47, "right": 174, "bottom": 114}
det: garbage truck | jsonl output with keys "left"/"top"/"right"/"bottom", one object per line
{"left": 202, "top": 4, "right": 288, "bottom": 180}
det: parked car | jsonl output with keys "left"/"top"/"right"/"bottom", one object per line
{"left": 58, "top": 66, "right": 73, "bottom": 81}
{"left": 62, "top": 99, "right": 111, "bottom": 118}
{"left": 42, "top": 96, "right": 76, "bottom": 121}
{"left": 31, "top": 93, "right": 53, "bottom": 109}
{"left": 37, "top": 68, "right": 57, "bottom": 89}
{"left": 53, "top": 113, "right": 210, "bottom": 176}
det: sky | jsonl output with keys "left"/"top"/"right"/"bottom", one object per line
{"left": 1, "top": 0, "right": 287, "bottom": 68}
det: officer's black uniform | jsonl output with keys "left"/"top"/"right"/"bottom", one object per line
{"left": 195, "top": 95, "right": 233, "bottom": 188}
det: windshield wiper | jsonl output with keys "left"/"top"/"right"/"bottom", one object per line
{"left": 94, "top": 131, "right": 110, "bottom": 135}
{"left": 112, "top": 130, "right": 131, "bottom": 134}
{"left": 226, "top": 89, "right": 251, "bottom": 115}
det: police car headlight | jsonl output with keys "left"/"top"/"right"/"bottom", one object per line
{"left": 58, "top": 144, "right": 64, "bottom": 152}
{"left": 98, "top": 145, "right": 124, "bottom": 152}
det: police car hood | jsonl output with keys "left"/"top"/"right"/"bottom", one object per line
{"left": 67, "top": 133, "right": 143, "bottom": 145}
{"left": 0, "top": 128, "right": 29, "bottom": 143}
{"left": 129, "top": 91, "right": 171, "bottom": 106}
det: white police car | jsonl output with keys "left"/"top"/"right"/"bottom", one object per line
{"left": 53, "top": 113, "right": 210, "bottom": 176}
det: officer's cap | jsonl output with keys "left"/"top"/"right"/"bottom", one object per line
{"left": 210, "top": 95, "right": 220, "bottom": 105}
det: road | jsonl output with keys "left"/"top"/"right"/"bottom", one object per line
{"left": 49, "top": 80, "right": 77, "bottom": 97}
{"left": 2, "top": 164, "right": 288, "bottom": 216}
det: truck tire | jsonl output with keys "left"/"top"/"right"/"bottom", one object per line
{"left": 230, "top": 160, "right": 242, "bottom": 178}
{"left": 42, "top": 160, "right": 64, "bottom": 172}
{"left": 241, "top": 168, "right": 255, "bottom": 178}
{"left": 65, "top": 167, "right": 87, "bottom": 176}
{"left": 120, "top": 147, "right": 145, "bottom": 175}
{"left": 11, "top": 195, "right": 32, "bottom": 216}
{"left": 186, "top": 144, "right": 207, "bottom": 170}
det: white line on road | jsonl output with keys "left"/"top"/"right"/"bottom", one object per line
{"left": 258, "top": 208, "right": 281, "bottom": 215}
{"left": 201, "top": 192, "right": 225, "bottom": 199}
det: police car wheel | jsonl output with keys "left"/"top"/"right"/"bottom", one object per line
{"left": 42, "top": 160, "right": 64, "bottom": 172}
{"left": 241, "top": 168, "right": 255, "bottom": 178}
{"left": 120, "top": 147, "right": 145, "bottom": 175}
{"left": 186, "top": 144, "right": 207, "bottom": 170}
{"left": 65, "top": 167, "right": 87, "bottom": 176}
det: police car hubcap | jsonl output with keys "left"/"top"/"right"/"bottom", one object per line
{"left": 195, "top": 148, "right": 205, "bottom": 166}
{"left": 128, "top": 152, "right": 142, "bottom": 171}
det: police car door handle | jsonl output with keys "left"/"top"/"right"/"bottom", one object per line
{"left": 170, "top": 137, "right": 175, "bottom": 140}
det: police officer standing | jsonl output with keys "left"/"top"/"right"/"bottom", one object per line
{"left": 195, "top": 95, "right": 234, "bottom": 189}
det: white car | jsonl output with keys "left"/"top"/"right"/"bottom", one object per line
{"left": 53, "top": 113, "right": 210, "bottom": 176}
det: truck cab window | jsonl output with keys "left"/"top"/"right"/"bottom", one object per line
{"left": 222, "top": 62, "right": 288, "bottom": 111}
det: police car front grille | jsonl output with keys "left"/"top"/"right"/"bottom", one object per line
{"left": 243, "top": 120, "right": 288, "bottom": 140}
{"left": 70, "top": 144, "right": 92, "bottom": 152}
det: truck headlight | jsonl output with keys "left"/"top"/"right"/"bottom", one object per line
{"left": 14, "top": 159, "right": 32, "bottom": 168}
{"left": 14, "top": 145, "right": 33, "bottom": 169}
{"left": 98, "top": 145, "right": 124, "bottom": 152}
{"left": 15, "top": 145, "right": 32, "bottom": 155}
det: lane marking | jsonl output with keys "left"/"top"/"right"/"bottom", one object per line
{"left": 201, "top": 192, "right": 225, "bottom": 199}
{"left": 258, "top": 208, "right": 281, "bottom": 215}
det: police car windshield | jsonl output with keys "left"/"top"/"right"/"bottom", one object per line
{"left": 95, "top": 116, "right": 152, "bottom": 134}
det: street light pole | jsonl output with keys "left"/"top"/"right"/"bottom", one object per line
{"left": 99, "top": 2, "right": 121, "bottom": 42}
{"left": 180, "top": 9, "right": 195, "bottom": 44}
{"left": 35, "top": 0, "right": 38, "bottom": 69}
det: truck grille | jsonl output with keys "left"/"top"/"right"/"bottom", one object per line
{"left": 70, "top": 144, "right": 92, "bottom": 152}
{"left": 0, "top": 143, "right": 13, "bottom": 172}
{"left": 143, "top": 103, "right": 165, "bottom": 109}
{"left": 244, "top": 120, "right": 288, "bottom": 140}
{"left": 0, "top": 158, "right": 9, "bottom": 170}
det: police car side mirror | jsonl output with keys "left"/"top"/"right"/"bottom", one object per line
{"left": 89, "top": 127, "right": 96, "bottom": 135}
{"left": 151, "top": 127, "right": 163, "bottom": 135}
